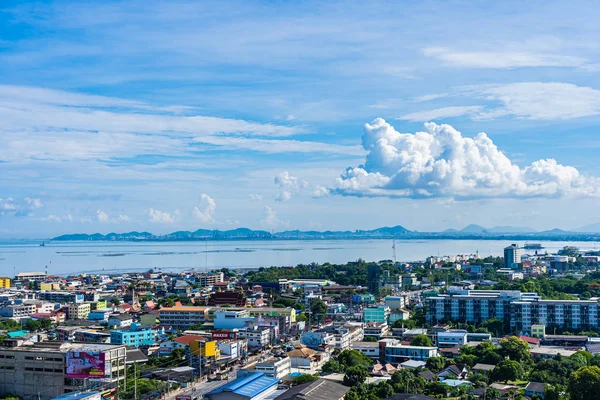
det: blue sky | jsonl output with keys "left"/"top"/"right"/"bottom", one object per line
{"left": 2, "top": 0, "right": 600, "bottom": 237}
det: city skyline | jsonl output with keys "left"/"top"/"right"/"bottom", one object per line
{"left": 2, "top": 1, "right": 600, "bottom": 238}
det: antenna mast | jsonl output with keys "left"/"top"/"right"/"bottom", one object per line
{"left": 392, "top": 238, "right": 397, "bottom": 266}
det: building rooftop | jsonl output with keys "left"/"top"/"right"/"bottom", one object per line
{"left": 207, "top": 372, "right": 279, "bottom": 398}
{"left": 274, "top": 378, "right": 349, "bottom": 400}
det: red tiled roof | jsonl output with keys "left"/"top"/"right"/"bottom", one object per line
{"left": 173, "top": 334, "right": 208, "bottom": 345}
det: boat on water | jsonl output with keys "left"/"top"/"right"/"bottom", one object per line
{"left": 524, "top": 243, "right": 544, "bottom": 250}
{"left": 40, "top": 241, "right": 45, "bottom": 247}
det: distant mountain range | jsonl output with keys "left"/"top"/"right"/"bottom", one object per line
{"left": 52, "top": 223, "right": 600, "bottom": 242}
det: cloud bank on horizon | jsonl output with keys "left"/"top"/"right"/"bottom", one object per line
{"left": 335, "top": 119, "right": 599, "bottom": 200}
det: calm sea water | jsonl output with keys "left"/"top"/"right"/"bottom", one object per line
{"left": 0, "top": 239, "right": 598, "bottom": 276}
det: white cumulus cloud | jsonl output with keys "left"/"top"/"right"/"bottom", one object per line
{"left": 0, "top": 198, "right": 17, "bottom": 210}
{"left": 147, "top": 208, "right": 179, "bottom": 223}
{"left": 312, "top": 185, "right": 330, "bottom": 198}
{"left": 193, "top": 193, "right": 216, "bottom": 223}
{"left": 334, "top": 118, "right": 598, "bottom": 200}
{"left": 274, "top": 171, "right": 308, "bottom": 201}
{"left": 96, "top": 209, "right": 109, "bottom": 222}
{"left": 42, "top": 214, "right": 62, "bottom": 223}
{"left": 24, "top": 197, "right": 43, "bottom": 209}
{"left": 116, "top": 214, "right": 131, "bottom": 222}
{"left": 261, "top": 206, "right": 286, "bottom": 230}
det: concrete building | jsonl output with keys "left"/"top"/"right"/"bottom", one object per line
{"left": 197, "top": 272, "right": 225, "bottom": 288}
{"left": 437, "top": 331, "right": 467, "bottom": 348}
{"left": 0, "top": 304, "right": 37, "bottom": 319}
{"left": 15, "top": 272, "right": 47, "bottom": 282}
{"left": 384, "top": 343, "right": 438, "bottom": 362}
{"left": 68, "top": 303, "right": 91, "bottom": 320}
{"left": 39, "top": 292, "right": 84, "bottom": 304}
{"left": 427, "top": 289, "right": 600, "bottom": 333}
{"left": 385, "top": 296, "right": 406, "bottom": 310}
{"left": 88, "top": 308, "right": 113, "bottom": 322}
{"left": 240, "top": 327, "right": 271, "bottom": 348}
{"left": 214, "top": 309, "right": 254, "bottom": 330}
{"left": 511, "top": 299, "right": 600, "bottom": 332}
{"left": 255, "top": 357, "right": 291, "bottom": 380}
{"left": 363, "top": 322, "right": 389, "bottom": 338}
{"left": 363, "top": 305, "right": 390, "bottom": 324}
{"left": 158, "top": 306, "right": 208, "bottom": 329}
{"left": 426, "top": 289, "right": 532, "bottom": 326}
{"left": 0, "top": 341, "right": 126, "bottom": 400}
{"left": 110, "top": 323, "right": 157, "bottom": 347}
{"left": 108, "top": 314, "right": 134, "bottom": 328}
{"left": 0, "top": 277, "right": 11, "bottom": 288}
{"left": 504, "top": 244, "right": 521, "bottom": 269}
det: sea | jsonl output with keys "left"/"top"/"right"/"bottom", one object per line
{"left": 0, "top": 239, "right": 599, "bottom": 276}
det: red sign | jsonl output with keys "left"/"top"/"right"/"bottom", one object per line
{"left": 176, "top": 396, "right": 191, "bottom": 400}
{"left": 212, "top": 331, "right": 237, "bottom": 340}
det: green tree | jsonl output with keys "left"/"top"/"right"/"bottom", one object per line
{"left": 569, "top": 366, "right": 600, "bottom": 400}
{"left": 425, "top": 356, "right": 446, "bottom": 372}
{"left": 336, "top": 349, "right": 373, "bottom": 369}
{"left": 321, "top": 359, "right": 343, "bottom": 374}
{"left": 492, "top": 360, "right": 522, "bottom": 383}
{"left": 482, "top": 318, "right": 504, "bottom": 336}
{"left": 376, "top": 381, "right": 394, "bottom": 398}
{"left": 110, "top": 297, "right": 121, "bottom": 306}
{"left": 310, "top": 298, "right": 328, "bottom": 321}
{"left": 499, "top": 336, "right": 531, "bottom": 363}
{"left": 485, "top": 387, "right": 503, "bottom": 399}
{"left": 410, "top": 334, "right": 433, "bottom": 347}
{"left": 544, "top": 384, "right": 567, "bottom": 400}
{"left": 343, "top": 366, "right": 368, "bottom": 387}
{"left": 292, "top": 374, "right": 319, "bottom": 385}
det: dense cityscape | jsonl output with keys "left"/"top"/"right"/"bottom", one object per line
{"left": 0, "top": 243, "right": 599, "bottom": 400}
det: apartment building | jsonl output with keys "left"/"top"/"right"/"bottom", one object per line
{"left": 363, "top": 305, "right": 390, "bottom": 324}
{"left": 39, "top": 292, "right": 84, "bottom": 304}
{"left": 197, "top": 272, "right": 225, "bottom": 288}
{"left": 511, "top": 299, "right": 600, "bottom": 332}
{"left": 240, "top": 327, "right": 271, "bottom": 348}
{"left": 0, "top": 304, "right": 37, "bottom": 319}
{"left": 68, "top": 303, "right": 91, "bottom": 320}
{"left": 0, "top": 341, "right": 126, "bottom": 400}
{"left": 110, "top": 323, "right": 157, "bottom": 347}
{"left": 426, "top": 290, "right": 530, "bottom": 326}
{"left": 159, "top": 306, "right": 208, "bottom": 329}
{"left": 426, "top": 289, "right": 600, "bottom": 333}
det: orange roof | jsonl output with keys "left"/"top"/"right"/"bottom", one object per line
{"left": 175, "top": 301, "right": 183, "bottom": 307}
{"left": 173, "top": 334, "right": 208, "bottom": 345}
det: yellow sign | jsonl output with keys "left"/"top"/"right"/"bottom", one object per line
{"left": 190, "top": 340, "right": 218, "bottom": 358}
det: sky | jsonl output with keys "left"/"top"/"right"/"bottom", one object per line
{"left": 2, "top": 0, "right": 600, "bottom": 238}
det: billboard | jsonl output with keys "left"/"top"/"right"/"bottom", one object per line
{"left": 212, "top": 331, "right": 237, "bottom": 340}
{"left": 190, "top": 340, "right": 217, "bottom": 357}
{"left": 66, "top": 350, "right": 108, "bottom": 378}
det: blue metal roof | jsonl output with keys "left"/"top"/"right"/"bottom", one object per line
{"left": 207, "top": 372, "right": 279, "bottom": 399}
{"left": 51, "top": 391, "right": 99, "bottom": 400}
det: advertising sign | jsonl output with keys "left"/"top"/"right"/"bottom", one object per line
{"left": 66, "top": 350, "right": 107, "bottom": 378}
{"left": 212, "top": 331, "right": 237, "bottom": 340}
